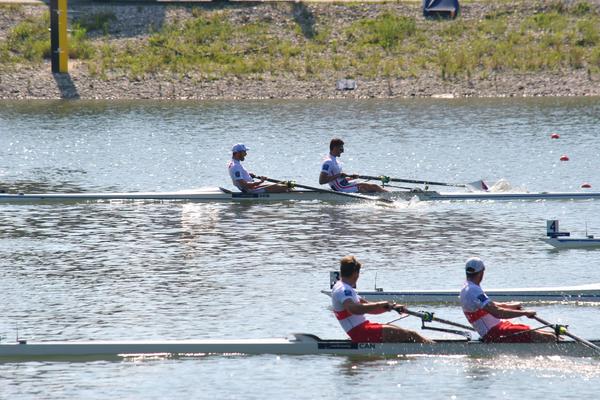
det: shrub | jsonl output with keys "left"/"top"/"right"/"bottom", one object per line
{"left": 5, "top": 13, "right": 50, "bottom": 62}
{"left": 74, "top": 12, "right": 116, "bottom": 35}
{"left": 576, "top": 18, "right": 599, "bottom": 46}
{"left": 69, "top": 24, "right": 95, "bottom": 59}
{"left": 354, "top": 13, "right": 416, "bottom": 52}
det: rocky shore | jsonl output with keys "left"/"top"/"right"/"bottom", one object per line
{"left": 1, "top": 1, "right": 600, "bottom": 100}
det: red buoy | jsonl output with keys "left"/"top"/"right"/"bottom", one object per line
{"left": 560, "top": 155, "right": 569, "bottom": 161}
{"left": 550, "top": 133, "right": 560, "bottom": 139}
{"left": 581, "top": 183, "right": 592, "bottom": 189}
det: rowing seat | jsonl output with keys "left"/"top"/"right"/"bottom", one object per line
{"left": 291, "top": 333, "right": 322, "bottom": 342}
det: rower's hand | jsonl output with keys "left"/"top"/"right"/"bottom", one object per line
{"left": 524, "top": 310, "right": 537, "bottom": 318}
{"left": 383, "top": 302, "right": 406, "bottom": 313}
{"left": 392, "top": 304, "right": 407, "bottom": 313}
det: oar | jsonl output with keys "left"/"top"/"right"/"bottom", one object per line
{"left": 534, "top": 316, "right": 600, "bottom": 354}
{"left": 355, "top": 174, "right": 488, "bottom": 191}
{"left": 252, "top": 175, "right": 395, "bottom": 204}
{"left": 399, "top": 307, "right": 476, "bottom": 332}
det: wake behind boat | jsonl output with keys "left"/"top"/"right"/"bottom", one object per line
{"left": 1, "top": 334, "right": 599, "bottom": 360}
{"left": 1, "top": 187, "right": 600, "bottom": 204}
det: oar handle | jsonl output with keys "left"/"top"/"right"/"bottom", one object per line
{"left": 534, "top": 316, "right": 600, "bottom": 354}
{"left": 402, "top": 308, "right": 476, "bottom": 332}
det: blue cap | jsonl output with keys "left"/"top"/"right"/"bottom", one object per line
{"left": 465, "top": 257, "right": 485, "bottom": 274}
{"left": 231, "top": 144, "right": 248, "bottom": 153}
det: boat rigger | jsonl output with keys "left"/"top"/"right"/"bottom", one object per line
{"left": 1, "top": 334, "right": 598, "bottom": 359}
{"left": 1, "top": 187, "right": 600, "bottom": 204}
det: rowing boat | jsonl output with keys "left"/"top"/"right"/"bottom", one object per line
{"left": 347, "top": 284, "right": 600, "bottom": 304}
{"left": 541, "top": 220, "right": 600, "bottom": 249}
{"left": 1, "top": 187, "right": 600, "bottom": 203}
{"left": 1, "top": 334, "right": 598, "bottom": 359}
{"left": 325, "top": 272, "right": 600, "bottom": 304}
{"left": 0, "top": 188, "right": 403, "bottom": 203}
{"left": 541, "top": 237, "right": 600, "bottom": 249}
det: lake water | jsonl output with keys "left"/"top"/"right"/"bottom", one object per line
{"left": 1, "top": 98, "right": 600, "bottom": 399}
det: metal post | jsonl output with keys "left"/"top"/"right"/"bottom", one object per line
{"left": 50, "top": 0, "right": 68, "bottom": 73}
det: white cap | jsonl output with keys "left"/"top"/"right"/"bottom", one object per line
{"left": 465, "top": 257, "right": 485, "bottom": 274}
{"left": 231, "top": 143, "right": 248, "bottom": 153}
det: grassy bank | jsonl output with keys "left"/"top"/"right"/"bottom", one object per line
{"left": 1, "top": 0, "right": 600, "bottom": 82}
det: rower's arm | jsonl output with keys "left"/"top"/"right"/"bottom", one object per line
{"left": 343, "top": 299, "right": 389, "bottom": 315}
{"left": 319, "top": 171, "right": 340, "bottom": 185}
{"left": 483, "top": 302, "right": 535, "bottom": 319}
{"left": 495, "top": 302, "right": 522, "bottom": 310}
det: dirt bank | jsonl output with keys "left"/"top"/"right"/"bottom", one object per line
{"left": 1, "top": 1, "right": 600, "bottom": 99}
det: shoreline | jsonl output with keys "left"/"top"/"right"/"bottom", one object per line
{"left": 1, "top": 1, "right": 600, "bottom": 100}
{"left": 3, "top": 67, "right": 600, "bottom": 100}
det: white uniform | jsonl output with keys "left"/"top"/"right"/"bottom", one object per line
{"left": 228, "top": 159, "right": 264, "bottom": 193}
{"left": 459, "top": 280, "right": 500, "bottom": 337}
{"left": 331, "top": 280, "right": 367, "bottom": 333}
{"left": 320, "top": 154, "right": 359, "bottom": 193}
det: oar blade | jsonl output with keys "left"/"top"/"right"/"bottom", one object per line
{"left": 465, "top": 180, "right": 489, "bottom": 192}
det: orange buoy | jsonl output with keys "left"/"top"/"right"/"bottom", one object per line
{"left": 550, "top": 133, "right": 560, "bottom": 139}
{"left": 581, "top": 183, "right": 592, "bottom": 189}
{"left": 560, "top": 155, "right": 569, "bottom": 161}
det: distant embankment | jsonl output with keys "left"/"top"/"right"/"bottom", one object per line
{"left": 1, "top": 0, "right": 600, "bottom": 99}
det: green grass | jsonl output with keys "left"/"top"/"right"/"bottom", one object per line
{"left": 1, "top": 13, "right": 50, "bottom": 63}
{"left": 0, "top": 11, "right": 97, "bottom": 65}
{"left": 1, "top": 2, "right": 600, "bottom": 79}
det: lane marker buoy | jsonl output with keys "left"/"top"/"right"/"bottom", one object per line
{"left": 550, "top": 133, "right": 560, "bottom": 139}
{"left": 581, "top": 183, "right": 592, "bottom": 189}
{"left": 560, "top": 155, "right": 569, "bottom": 161}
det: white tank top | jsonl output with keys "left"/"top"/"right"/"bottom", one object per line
{"left": 228, "top": 159, "right": 252, "bottom": 190}
{"left": 331, "top": 280, "right": 367, "bottom": 332}
{"left": 321, "top": 154, "right": 354, "bottom": 190}
{"left": 460, "top": 280, "right": 500, "bottom": 337}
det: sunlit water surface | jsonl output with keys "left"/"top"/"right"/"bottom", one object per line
{"left": 1, "top": 98, "right": 599, "bottom": 398}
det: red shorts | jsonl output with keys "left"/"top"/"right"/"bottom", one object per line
{"left": 347, "top": 321, "right": 384, "bottom": 343}
{"left": 483, "top": 321, "right": 535, "bottom": 343}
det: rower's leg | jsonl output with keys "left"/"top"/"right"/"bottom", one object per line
{"left": 357, "top": 183, "right": 388, "bottom": 193}
{"left": 263, "top": 184, "right": 290, "bottom": 193}
{"left": 529, "top": 330, "right": 558, "bottom": 343}
{"left": 381, "top": 325, "right": 434, "bottom": 343}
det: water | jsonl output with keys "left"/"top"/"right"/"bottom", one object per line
{"left": 1, "top": 98, "right": 600, "bottom": 398}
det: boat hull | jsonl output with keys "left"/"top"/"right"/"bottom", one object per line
{"left": 1, "top": 334, "right": 598, "bottom": 359}
{"left": 0, "top": 189, "right": 408, "bottom": 203}
{"left": 321, "top": 283, "right": 600, "bottom": 304}
{"left": 1, "top": 188, "right": 600, "bottom": 203}
{"left": 541, "top": 237, "right": 600, "bottom": 249}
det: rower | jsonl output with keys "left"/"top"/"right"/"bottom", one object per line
{"left": 331, "top": 255, "right": 433, "bottom": 343}
{"left": 460, "top": 257, "right": 556, "bottom": 343}
{"left": 227, "top": 144, "right": 289, "bottom": 193}
{"left": 319, "top": 138, "right": 387, "bottom": 193}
